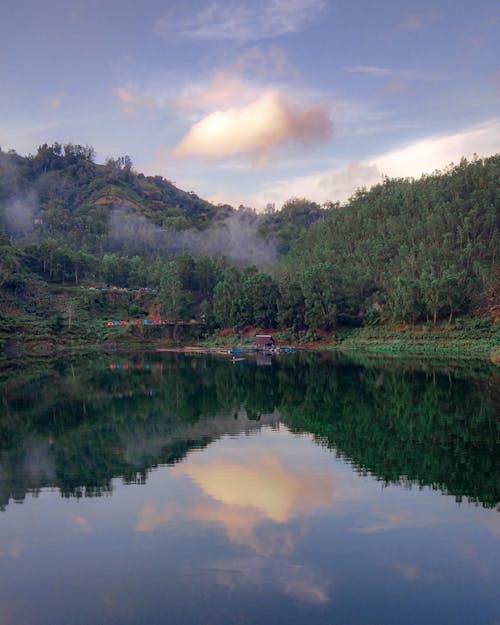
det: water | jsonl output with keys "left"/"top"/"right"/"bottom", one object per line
{"left": 0, "top": 352, "right": 499, "bottom": 625}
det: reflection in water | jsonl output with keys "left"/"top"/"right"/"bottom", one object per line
{"left": 0, "top": 353, "right": 499, "bottom": 625}
{"left": 171, "top": 439, "right": 334, "bottom": 555}
{"left": 135, "top": 503, "right": 174, "bottom": 533}
{"left": 1, "top": 352, "right": 498, "bottom": 510}
{"left": 176, "top": 451, "right": 334, "bottom": 522}
{"left": 190, "top": 556, "right": 331, "bottom": 605}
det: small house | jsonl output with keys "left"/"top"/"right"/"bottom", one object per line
{"left": 253, "top": 334, "right": 275, "bottom": 351}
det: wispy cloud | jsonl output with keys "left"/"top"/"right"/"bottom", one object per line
{"left": 135, "top": 503, "right": 174, "bottom": 532}
{"left": 72, "top": 514, "right": 92, "bottom": 533}
{"left": 351, "top": 511, "right": 425, "bottom": 534}
{"left": 232, "top": 45, "right": 288, "bottom": 77}
{"left": 175, "top": 46, "right": 293, "bottom": 113}
{"left": 0, "top": 542, "right": 24, "bottom": 560}
{"left": 394, "top": 15, "right": 422, "bottom": 32}
{"left": 344, "top": 65, "right": 440, "bottom": 81}
{"left": 154, "top": 0, "right": 326, "bottom": 41}
{"left": 173, "top": 89, "right": 332, "bottom": 164}
{"left": 176, "top": 71, "right": 251, "bottom": 113}
{"left": 189, "top": 557, "right": 331, "bottom": 605}
{"left": 392, "top": 10, "right": 438, "bottom": 33}
{"left": 489, "top": 69, "right": 500, "bottom": 95}
{"left": 43, "top": 92, "right": 65, "bottom": 112}
{"left": 113, "top": 87, "right": 156, "bottom": 116}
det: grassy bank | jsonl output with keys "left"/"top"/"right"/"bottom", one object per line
{"left": 332, "top": 320, "right": 499, "bottom": 361}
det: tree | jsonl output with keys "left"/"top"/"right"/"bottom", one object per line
{"left": 246, "top": 272, "right": 279, "bottom": 328}
{"left": 277, "top": 277, "right": 305, "bottom": 330}
{"left": 159, "top": 261, "right": 192, "bottom": 319}
{"left": 300, "top": 262, "right": 340, "bottom": 330}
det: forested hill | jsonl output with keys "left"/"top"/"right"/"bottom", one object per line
{"left": 278, "top": 155, "right": 499, "bottom": 326}
{"left": 0, "top": 145, "right": 499, "bottom": 356}
{"left": 0, "top": 143, "right": 228, "bottom": 248}
{"left": 0, "top": 143, "right": 324, "bottom": 261}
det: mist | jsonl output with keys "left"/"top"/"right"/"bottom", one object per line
{"left": 0, "top": 150, "right": 42, "bottom": 241}
{"left": 107, "top": 206, "right": 278, "bottom": 267}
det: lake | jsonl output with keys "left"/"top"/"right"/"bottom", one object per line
{"left": 0, "top": 351, "right": 499, "bottom": 625}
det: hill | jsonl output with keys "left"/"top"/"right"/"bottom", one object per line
{"left": 0, "top": 145, "right": 498, "bottom": 357}
{"left": 277, "top": 155, "right": 500, "bottom": 327}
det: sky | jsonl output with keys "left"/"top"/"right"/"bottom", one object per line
{"left": 0, "top": 0, "right": 499, "bottom": 210}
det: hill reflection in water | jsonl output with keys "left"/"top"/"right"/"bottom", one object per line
{"left": 1, "top": 352, "right": 498, "bottom": 509}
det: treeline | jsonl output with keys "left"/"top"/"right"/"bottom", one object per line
{"left": 1, "top": 144, "right": 499, "bottom": 331}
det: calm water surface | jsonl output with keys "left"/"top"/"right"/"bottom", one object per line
{"left": 0, "top": 352, "right": 499, "bottom": 625}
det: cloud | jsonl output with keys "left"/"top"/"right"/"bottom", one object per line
{"left": 176, "top": 46, "right": 291, "bottom": 114}
{"left": 392, "top": 10, "right": 438, "bottom": 33}
{"left": 394, "top": 15, "right": 422, "bottom": 31}
{"left": 189, "top": 502, "right": 297, "bottom": 556}
{"left": 373, "top": 120, "right": 500, "bottom": 177}
{"left": 113, "top": 87, "right": 155, "bottom": 116}
{"left": 43, "top": 92, "right": 65, "bottom": 112}
{"left": 253, "top": 118, "right": 500, "bottom": 207}
{"left": 135, "top": 503, "right": 174, "bottom": 532}
{"left": 173, "top": 90, "right": 332, "bottom": 164}
{"left": 72, "top": 514, "right": 92, "bottom": 533}
{"left": 0, "top": 542, "right": 24, "bottom": 560}
{"left": 342, "top": 65, "right": 439, "bottom": 99}
{"left": 379, "top": 79, "right": 410, "bottom": 96}
{"left": 282, "top": 577, "right": 329, "bottom": 604}
{"left": 188, "top": 557, "right": 331, "bottom": 605}
{"left": 344, "top": 66, "right": 439, "bottom": 81}
{"left": 173, "top": 451, "right": 334, "bottom": 524}
{"left": 489, "top": 69, "right": 500, "bottom": 95}
{"left": 351, "top": 511, "right": 415, "bottom": 534}
{"left": 394, "top": 563, "right": 442, "bottom": 583}
{"left": 345, "top": 66, "right": 393, "bottom": 78}
{"left": 176, "top": 71, "right": 251, "bottom": 113}
{"left": 155, "top": 0, "right": 326, "bottom": 41}
{"left": 232, "top": 45, "right": 288, "bottom": 78}
{"left": 481, "top": 515, "right": 500, "bottom": 539}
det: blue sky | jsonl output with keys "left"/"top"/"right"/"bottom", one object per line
{"left": 1, "top": 0, "right": 499, "bottom": 209}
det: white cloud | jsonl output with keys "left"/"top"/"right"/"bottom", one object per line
{"left": 373, "top": 120, "right": 500, "bottom": 177}
{"left": 252, "top": 119, "right": 500, "bottom": 208}
{"left": 154, "top": 0, "right": 326, "bottom": 41}
{"left": 173, "top": 90, "right": 332, "bottom": 164}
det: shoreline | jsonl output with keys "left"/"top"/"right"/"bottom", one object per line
{"left": 1, "top": 323, "right": 498, "bottom": 364}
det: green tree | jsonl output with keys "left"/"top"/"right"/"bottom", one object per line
{"left": 159, "top": 261, "right": 192, "bottom": 319}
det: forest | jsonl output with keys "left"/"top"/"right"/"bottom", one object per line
{"left": 0, "top": 142, "right": 499, "bottom": 352}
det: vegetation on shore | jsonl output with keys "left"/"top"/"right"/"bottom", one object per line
{"left": 0, "top": 143, "right": 498, "bottom": 359}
